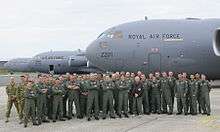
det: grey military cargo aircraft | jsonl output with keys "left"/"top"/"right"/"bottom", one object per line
{"left": 86, "top": 18, "right": 220, "bottom": 79}
{"left": 4, "top": 50, "right": 101, "bottom": 74}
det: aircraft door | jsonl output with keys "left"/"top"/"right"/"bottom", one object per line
{"left": 148, "top": 53, "right": 161, "bottom": 73}
{"left": 49, "top": 65, "right": 54, "bottom": 74}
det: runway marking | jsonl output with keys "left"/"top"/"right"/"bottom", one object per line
{"left": 199, "top": 116, "right": 220, "bottom": 129}
{"left": 123, "top": 117, "right": 158, "bottom": 132}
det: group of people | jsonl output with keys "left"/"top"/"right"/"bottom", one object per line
{"left": 5, "top": 71, "right": 211, "bottom": 128}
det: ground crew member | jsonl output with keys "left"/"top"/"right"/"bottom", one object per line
{"left": 87, "top": 74, "right": 100, "bottom": 121}
{"left": 101, "top": 75, "right": 116, "bottom": 119}
{"left": 175, "top": 74, "right": 188, "bottom": 115}
{"left": 36, "top": 76, "right": 50, "bottom": 124}
{"left": 23, "top": 81, "right": 38, "bottom": 127}
{"left": 115, "top": 75, "right": 130, "bottom": 118}
{"left": 188, "top": 75, "right": 199, "bottom": 115}
{"left": 16, "top": 75, "right": 27, "bottom": 124}
{"left": 161, "top": 72, "right": 173, "bottom": 115}
{"left": 5, "top": 77, "right": 20, "bottom": 123}
{"left": 168, "top": 71, "right": 176, "bottom": 106}
{"left": 150, "top": 76, "right": 161, "bottom": 114}
{"left": 67, "top": 74, "right": 81, "bottom": 119}
{"left": 200, "top": 74, "right": 211, "bottom": 116}
{"left": 52, "top": 79, "right": 66, "bottom": 122}
{"left": 131, "top": 76, "right": 143, "bottom": 115}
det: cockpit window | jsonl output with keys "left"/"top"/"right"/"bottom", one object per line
{"left": 98, "top": 31, "right": 123, "bottom": 39}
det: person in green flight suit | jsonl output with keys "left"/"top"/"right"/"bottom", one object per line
{"left": 115, "top": 75, "right": 130, "bottom": 118}
{"left": 175, "top": 74, "right": 189, "bottom": 115}
{"left": 101, "top": 74, "right": 116, "bottom": 119}
{"left": 51, "top": 79, "right": 66, "bottom": 122}
{"left": 67, "top": 74, "right": 81, "bottom": 119}
{"left": 161, "top": 72, "right": 173, "bottom": 115}
{"left": 36, "top": 76, "right": 50, "bottom": 125}
{"left": 87, "top": 73, "right": 100, "bottom": 121}
{"left": 150, "top": 76, "right": 161, "bottom": 114}
{"left": 188, "top": 75, "right": 199, "bottom": 115}
{"left": 200, "top": 74, "right": 211, "bottom": 116}
{"left": 16, "top": 75, "right": 28, "bottom": 124}
{"left": 23, "top": 80, "right": 38, "bottom": 127}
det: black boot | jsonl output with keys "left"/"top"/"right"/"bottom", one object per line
{"left": 124, "top": 114, "right": 129, "bottom": 118}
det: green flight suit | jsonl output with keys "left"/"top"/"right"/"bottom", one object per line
{"left": 67, "top": 80, "right": 81, "bottom": 118}
{"left": 196, "top": 79, "right": 202, "bottom": 113}
{"left": 23, "top": 85, "right": 38, "bottom": 126}
{"left": 52, "top": 85, "right": 65, "bottom": 121}
{"left": 188, "top": 80, "right": 199, "bottom": 115}
{"left": 168, "top": 77, "right": 176, "bottom": 106}
{"left": 161, "top": 77, "right": 173, "bottom": 113}
{"left": 150, "top": 80, "right": 161, "bottom": 114}
{"left": 142, "top": 80, "right": 151, "bottom": 114}
{"left": 79, "top": 80, "right": 90, "bottom": 117}
{"left": 86, "top": 80, "right": 100, "bottom": 118}
{"left": 115, "top": 80, "right": 130, "bottom": 116}
{"left": 46, "top": 82, "right": 53, "bottom": 119}
{"left": 200, "top": 80, "right": 211, "bottom": 115}
{"left": 113, "top": 79, "right": 119, "bottom": 112}
{"left": 6, "top": 83, "right": 20, "bottom": 118}
{"left": 36, "top": 82, "right": 48, "bottom": 123}
{"left": 99, "top": 79, "right": 104, "bottom": 111}
{"left": 127, "top": 78, "right": 134, "bottom": 114}
{"left": 101, "top": 80, "right": 116, "bottom": 118}
{"left": 61, "top": 80, "right": 68, "bottom": 117}
{"left": 175, "top": 80, "right": 188, "bottom": 114}
{"left": 16, "top": 82, "right": 26, "bottom": 120}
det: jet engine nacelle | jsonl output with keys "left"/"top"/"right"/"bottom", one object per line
{"left": 213, "top": 29, "right": 220, "bottom": 56}
{"left": 68, "top": 57, "right": 87, "bottom": 67}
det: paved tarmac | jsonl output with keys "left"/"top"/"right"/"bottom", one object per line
{"left": 0, "top": 86, "right": 219, "bottom": 132}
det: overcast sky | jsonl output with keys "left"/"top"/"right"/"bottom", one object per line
{"left": 0, "top": 0, "right": 220, "bottom": 60}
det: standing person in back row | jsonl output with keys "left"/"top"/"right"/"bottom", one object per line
{"left": 200, "top": 74, "right": 211, "bottom": 116}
